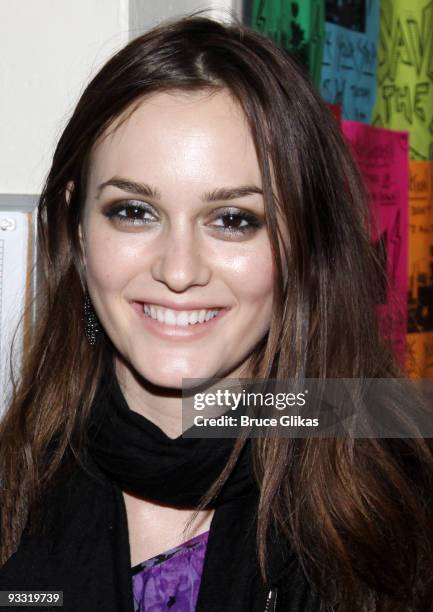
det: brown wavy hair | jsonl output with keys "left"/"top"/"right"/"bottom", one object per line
{"left": 2, "top": 15, "right": 433, "bottom": 611}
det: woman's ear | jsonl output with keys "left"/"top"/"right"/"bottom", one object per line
{"left": 65, "top": 179, "right": 85, "bottom": 259}
{"left": 65, "top": 180, "right": 74, "bottom": 205}
{"left": 66, "top": 180, "right": 87, "bottom": 288}
{"left": 78, "top": 224, "right": 86, "bottom": 263}
{"left": 78, "top": 230, "right": 87, "bottom": 291}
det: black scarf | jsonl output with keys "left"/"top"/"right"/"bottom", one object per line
{"left": 86, "top": 355, "right": 258, "bottom": 508}
{"left": 0, "top": 358, "right": 320, "bottom": 611}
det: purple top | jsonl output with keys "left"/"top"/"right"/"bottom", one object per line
{"left": 131, "top": 530, "right": 209, "bottom": 611}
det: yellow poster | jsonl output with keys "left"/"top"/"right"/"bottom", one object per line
{"left": 407, "top": 161, "right": 433, "bottom": 377}
{"left": 373, "top": 0, "right": 433, "bottom": 160}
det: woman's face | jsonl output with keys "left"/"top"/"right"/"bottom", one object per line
{"left": 80, "top": 89, "right": 275, "bottom": 388}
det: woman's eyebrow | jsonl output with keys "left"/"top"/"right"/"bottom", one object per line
{"left": 202, "top": 185, "right": 263, "bottom": 202}
{"left": 96, "top": 177, "right": 161, "bottom": 199}
{"left": 96, "top": 176, "right": 263, "bottom": 202}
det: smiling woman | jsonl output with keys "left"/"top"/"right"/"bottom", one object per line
{"left": 80, "top": 89, "right": 274, "bottom": 411}
{"left": 1, "top": 14, "right": 433, "bottom": 612}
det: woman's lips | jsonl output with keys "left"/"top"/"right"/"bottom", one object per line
{"left": 130, "top": 301, "right": 229, "bottom": 340}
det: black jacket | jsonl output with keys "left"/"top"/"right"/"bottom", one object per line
{"left": 0, "top": 455, "right": 321, "bottom": 611}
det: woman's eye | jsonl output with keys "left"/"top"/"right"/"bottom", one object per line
{"left": 209, "top": 210, "right": 261, "bottom": 235}
{"left": 104, "top": 201, "right": 156, "bottom": 226}
{"left": 103, "top": 202, "right": 262, "bottom": 235}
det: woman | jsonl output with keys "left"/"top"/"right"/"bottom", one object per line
{"left": 1, "top": 15, "right": 433, "bottom": 612}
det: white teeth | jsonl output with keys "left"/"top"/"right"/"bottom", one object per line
{"left": 143, "top": 304, "right": 220, "bottom": 326}
{"left": 189, "top": 311, "right": 198, "bottom": 324}
{"left": 165, "top": 309, "right": 176, "bottom": 325}
{"left": 176, "top": 312, "right": 189, "bottom": 326}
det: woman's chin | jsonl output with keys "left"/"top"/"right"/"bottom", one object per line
{"left": 138, "top": 368, "right": 216, "bottom": 391}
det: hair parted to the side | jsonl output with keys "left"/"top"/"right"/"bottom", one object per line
{"left": 2, "top": 15, "right": 433, "bottom": 611}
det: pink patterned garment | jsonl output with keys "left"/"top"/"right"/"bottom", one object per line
{"left": 131, "top": 531, "right": 209, "bottom": 611}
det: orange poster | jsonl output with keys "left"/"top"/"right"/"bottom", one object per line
{"left": 407, "top": 161, "right": 433, "bottom": 378}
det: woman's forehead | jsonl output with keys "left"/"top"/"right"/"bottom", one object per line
{"left": 94, "top": 88, "right": 248, "bottom": 150}
{"left": 87, "top": 88, "right": 262, "bottom": 195}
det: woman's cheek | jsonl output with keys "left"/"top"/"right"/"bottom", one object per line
{"left": 84, "top": 231, "right": 138, "bottom": 290}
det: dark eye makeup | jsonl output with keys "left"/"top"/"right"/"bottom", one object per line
{"left": 102, "top": 200, "right": 263, "bottom": 236}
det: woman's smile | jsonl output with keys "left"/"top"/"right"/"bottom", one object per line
{"left": 130, "top": 300, "right": 230, "bottom": 340}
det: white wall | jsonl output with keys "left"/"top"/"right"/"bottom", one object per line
{"left": 0, "top": 0, "right": 241, "bottom": 197}
{"left": 129, "top": 0, "right": 241, "bottom": 36}
{"left": 0, "top": 0, "right": 130, "bottom": 195}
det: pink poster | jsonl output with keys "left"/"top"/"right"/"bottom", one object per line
{"left": 342, "top": 121, "right": 409, "bottom": 364}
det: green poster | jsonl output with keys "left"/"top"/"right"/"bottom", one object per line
{"left": 373, "top": 0, "right": 433, "bottom": 160}
{"left": 251, "top": 0, "right": 325, "bottom": 88}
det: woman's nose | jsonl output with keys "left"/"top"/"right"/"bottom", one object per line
{"left": 150, "top": 225, "right": 211, "bottom": 292}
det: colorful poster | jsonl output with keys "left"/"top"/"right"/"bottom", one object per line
{"left": 342, "top": 121, "right": 409, "bottom": 362}
{"left": 328, "top": 102, "right": 342, "bottom": 125}
{"left": 250, "top": 0, "right": 325, "bottom": 88}
{"left": 320, "top": 0, "right": 380, "bottom": 122}
{"left": 407, "top": 161, "right": 433, "bottom": 377}
{"left": 372, "top": 0, "right": 433, "bottom": 160}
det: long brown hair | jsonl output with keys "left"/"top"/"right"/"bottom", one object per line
{"left": 2, "top": 16, "right": 433, "bottom": 611}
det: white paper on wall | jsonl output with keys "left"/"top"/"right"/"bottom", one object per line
{"left": 0, "top": 206, "right": 37, "bottom": 417}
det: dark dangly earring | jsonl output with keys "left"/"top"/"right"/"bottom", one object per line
{"left": 83, "top": 290, "right": 101, "bottom": 347}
